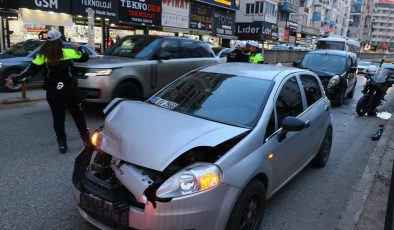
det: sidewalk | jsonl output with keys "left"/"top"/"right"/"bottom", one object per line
{"left": 0, "top": 85, "right": 46, "bottom": 105}
{"left": 336, "top": 113, "right": 394, "bottom": 230}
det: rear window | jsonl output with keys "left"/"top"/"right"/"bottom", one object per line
{"left": 316, "top": 41, "right": 345, "bottom": 50}
{"left": 147, "top": 71, "right": 273, "bottom": 128}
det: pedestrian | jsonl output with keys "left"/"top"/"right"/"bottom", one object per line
{"left": 227, "top": 41, "right": 249, "bottom": 62}
{"left": 247, "top": 41, "right": 264, "bottom": 64}
{"left": 5, "top": 29, "right": 90, "bottom": 154}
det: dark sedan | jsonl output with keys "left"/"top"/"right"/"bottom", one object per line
{"left": 0, "top": 39, "right": 97, "bottom": 92}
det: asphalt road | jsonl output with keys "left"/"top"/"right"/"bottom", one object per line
{"left": 0, "top": 75, "right": 393, "bottom": 230}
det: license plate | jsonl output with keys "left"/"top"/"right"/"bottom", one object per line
{"left": 80, "top": 193, "right": 128, "bottom": 226}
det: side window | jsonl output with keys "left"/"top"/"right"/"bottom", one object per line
{"left": 276, "top": 77, "right": 303, "bottom": 128}
{"left": 300, "top": 75, "right": 323, "bottom": 107}
{"left": 180, "top": 41, "right": 214, "bottom": 58}
{"left": 196, "top": 42, "right": 215, "bottom": 57}
{"left": 159, "top": 40, "right": 181, "bottom": 59}
{"left": 265, "top": 110, "right": 276, "bottom": 140}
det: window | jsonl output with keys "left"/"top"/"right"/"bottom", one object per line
{"left": 256, "top": 1, "right": 264, "bottom": 14}
{"left": 264, "top": 2, "right": 276, "bottom": 16}
{"left": 246, "top": 3, "right": 255, "bottom": 15}
{"left": 180, "top": 41, "right": 214, "bottom": 58}
{"left": 265, "top": 110, "right": 276, "bottom": 140}
{"left": 159, "top": 40, "right": 181, "bottom": 59}
{"left": 300, "top": 75, "right": 322, "bottom": 106}
{"left": 276, "top": 77, "right": 303, "bottom": 128}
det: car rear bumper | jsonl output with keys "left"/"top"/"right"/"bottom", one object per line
{"left": 73, "top": 182, "right": 239, "bottom": 230}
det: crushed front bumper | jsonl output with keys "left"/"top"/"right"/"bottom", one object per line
{"left": 72, "top": 147, "right": 240, "bottom": 230}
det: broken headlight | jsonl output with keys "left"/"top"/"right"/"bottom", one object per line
{"left": 156, "top": 163, "right": 223, "bottom": 199}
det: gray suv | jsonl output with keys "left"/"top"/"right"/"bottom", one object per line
{"left": 74, "top": 35, "right": 220, "bottom": 103}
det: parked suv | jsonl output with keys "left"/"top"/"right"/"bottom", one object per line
{"left": 74, "top": 35, "right": 220, "bottom": 103}
{"left": 296, "top": 50, "right": 358, "bottom": 106}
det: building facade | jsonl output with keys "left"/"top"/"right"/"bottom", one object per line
{"left": 367, "top": 0, "right": 394, "bottom": 51}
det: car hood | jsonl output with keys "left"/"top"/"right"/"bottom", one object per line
{"left": 307, "top": 68, "right": 337, "bottom": 77}
{"left": 100, "top": 101, "right": 249, "bottom": 171}
{"left": 74, "top": 55, "right": 146, "bottom": 68}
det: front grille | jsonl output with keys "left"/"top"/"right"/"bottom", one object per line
{"left": 82, "top": 165, "right": 145, "bottom": 211}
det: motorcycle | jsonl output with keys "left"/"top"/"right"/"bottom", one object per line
{"left": 356, "top": 60, "right": 394, "bottom": 116}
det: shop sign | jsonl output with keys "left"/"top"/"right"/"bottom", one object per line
{"left": 0, "top": 0, "right": 19, "bottom": 9}
{"left": 302, "top": 26, "right": 319, "bottom": 35}
{"left": 296, "top": 33, "right": 301, "bottom": 41}
{"left": 72, "top": 0, "right": 118, "bottom": 19}
{"left": 287, "top": 20, "right": 298, "bottom": 31}
{"left": 73, "top": 17, "right": 102, "bottom": 27}
{"left": 213, "top": 8, "right": 235, "bottom": 36}
{"left": 284, "top": 28, "right": 290, "bottom": 42}
{"left": 2, "top": 17, "right": 9, "bottom": 50}
{"left": 190, "top": 2, "right": 213, "bottom": 31}
{"left": 278, "top": 27, "right": 285, "bottom": 39}
{"left": 162, "top": 0, "right": 189, "bottom": 29}
{"left": 262, "top": 22, "right": 275, "bottom": 40}
{"left": 195, "top": 0, "right": 240, "bottom": 10}
{"left": 118, "top": 0, "right": 162, "bottom": 26}
{"left": 235, "top": 22, "right": 261, "bottom": 40}
{"left": 289, "top": 35, "right": 295, "bottom": 44}
{"left": 19, "top": 0, "right": 71, "bottom": 14}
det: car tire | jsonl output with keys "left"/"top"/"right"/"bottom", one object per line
{"left": 312, "top": 127, "right": 333, "bottom": 168}
{"left": 356, "top": 94, "right": 372, "bottom": 116}
{"left": 334, "top": 86, "right": 345, "bottom": 106}
{"left": 347, "top": 81, "right": 357, "bottom": 98}
{"left": 226, "top": 180, "right": 265, "bottom": 230}
{"left": 113, "top": 82, "right": 142, "bottom": 101}
{"left": 1, "top": 69, "right": 22, "bottom": 92}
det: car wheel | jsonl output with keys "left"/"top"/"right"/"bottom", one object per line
{"left": 356, "top": 94, "right": 372, "bottom": 116}
{"left": 1, "top": 69, "right": 22, "bottom": 92}
{"left": 334, "top": 86, "right": 345, "bottom": 106}
{"left": 312, "top": 127, "right": 333, "bottom": 168}
{"left": 347, "top": 81, "right": 356, "bottom": 98}
{"left": 226, "top": 180, "right": 265, "bottom": 230}
{"left": 113, "top": 82, "right": 142, "bottom": 101}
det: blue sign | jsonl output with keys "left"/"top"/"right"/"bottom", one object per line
{"left": 278, "top": 2, "right": 298, "bottom": 13}
{"left": 312, "top": 12, "right": 321, "bottom": 21}
{"left": 195, "top": 0, "right": 240, "bottom": 11}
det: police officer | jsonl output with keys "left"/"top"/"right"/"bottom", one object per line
{"left": 247, "top": 41, "right": 264, "bottom": 64}
{"left": 227, "top": 41, "right": 249, "bottom": 62}
{"left": 5, "top": 29, "right": 90, "bottom": 154}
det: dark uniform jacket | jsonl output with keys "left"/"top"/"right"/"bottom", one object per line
{"left": 227, "top": 49, "right": 249, "bottom": 63}
{"left": 12, "top": 47, "right": 89, "bottom": 89}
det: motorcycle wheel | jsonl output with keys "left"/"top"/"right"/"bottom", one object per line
{"left": 356, "top": 94, "right": 372, "bottom": 116}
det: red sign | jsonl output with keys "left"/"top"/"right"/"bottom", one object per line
{"left": 379, "top": 0, "right": 394, "bottom": 3}
{"left": 284, "top": 28, "right": 290, "bottom": 42}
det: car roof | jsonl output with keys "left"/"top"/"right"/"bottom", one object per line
{"left": 308, "top": 49, "right": 352, "bottom": 56}
{"left": 200, "top": 63, "right": 304, "bottom": 81}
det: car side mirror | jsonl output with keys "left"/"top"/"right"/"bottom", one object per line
{"left": 278, "top": 116, "right": 310, "bottom": 142}
{"left": 219, "top": 53, "right": 228, "bottom": 58}
{"left": 155, "top": 51, "right": 171, "bottom": 61}
{"left": 349, "top": 67, "right": 358, "bottom": 73}
{"left": 293, "top": 61, "right": 298, "bottom": 67}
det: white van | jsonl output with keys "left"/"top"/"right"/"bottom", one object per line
{"left": 316, "top": 37, "right": 361, "bottom": 55}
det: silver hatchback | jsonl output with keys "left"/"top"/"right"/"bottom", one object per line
{"left": 72, "top": 63, "right": 333, "bottom": 229}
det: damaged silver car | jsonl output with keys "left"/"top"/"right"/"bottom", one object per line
{"left": 72, "top": 63, "right": 333, "bottom": 230}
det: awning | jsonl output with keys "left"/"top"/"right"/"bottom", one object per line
{"left": 21, "top": 8, "right": 72, "bottom": 26}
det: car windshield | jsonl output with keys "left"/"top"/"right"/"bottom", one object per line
{"left": 104, "top": 36, "right": 159, "bottom": 59}
{"left": 146, "top": 71, "right": 273, "bottom": 128}
{"left": 301, "top": 53, "right": 347, "bottom": 74}
{"left": 0, "top": 40, "right": 43, "bottom": 58}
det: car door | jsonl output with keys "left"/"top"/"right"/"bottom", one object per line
{"left": 263, "top": 75, "right": 310, "bottom": 193}
{"left": 155, "top": 39, "right": 189, "bottom": 89}
{"left": 345, "top": 55, "right": 356, "bottom": 93}
{"left": 298, "top": 73, "right": 330, "bottom": 159}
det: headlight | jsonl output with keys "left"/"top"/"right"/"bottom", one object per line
{"left": 91, "top": 130, "right": 104, "bottom": 149}
{"left": 156, "top": 163, "right": 223, "bottom": 199}
{"left": 328, "top": 75, "right": 340, "bottom": 88}
{"left": 84, "top": 69, "right": 112, "bottom": 77}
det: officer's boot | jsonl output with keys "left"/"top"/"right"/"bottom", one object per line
{"left": 57, "top": 137, "right": 68, "bottom": 154}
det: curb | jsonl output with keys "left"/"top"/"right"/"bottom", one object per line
{"left": 335, "top": 114, "right": 394, "bottom": 230}
{"left": 1, "top": 95, "right": 46, "bottom": 104}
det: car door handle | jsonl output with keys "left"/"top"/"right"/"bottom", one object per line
{"left": 305, "top": 120, "right": 310, "bottom": 129}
